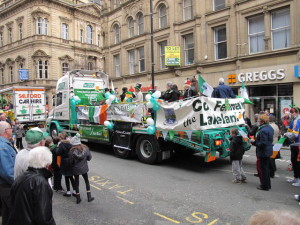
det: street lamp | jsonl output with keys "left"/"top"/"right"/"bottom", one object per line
{"left": 150, "top": 0, "right": 155, "bottom": 89}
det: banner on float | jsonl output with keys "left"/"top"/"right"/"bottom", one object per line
{"left": 156, "top": 96, "right": 245, "bottom": 131}
{"left": 106, "top": 103, "right": 146, "bottom": 123}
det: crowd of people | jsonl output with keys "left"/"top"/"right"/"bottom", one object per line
{"left": 0, "top": 123, "right": 94, "bottom": 225}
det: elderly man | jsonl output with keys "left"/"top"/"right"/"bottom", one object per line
{"left": 0, "top": 121, "right": 17, "bottom": 225}
{"left": 212, "top": 78, "right": 236, "bottom": 99}
{"left": 8, "top": 147, "right": 56, "bottom": 225}
{"left": 14, "top": 127, "right": 49, "bottom": 179}
{"left": 160, "top": 81, "right": 178, "bottom": 102}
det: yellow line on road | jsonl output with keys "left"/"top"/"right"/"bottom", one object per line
{"left": 116, "top": 196, "right": 135, "bottom": 205}
{"left": 208, "top": 219, "right": 219, "bottom": 225}
{"left": 91, "top": 184, "right": 102, "bottom": 191}
{"left": 154, "top": 212, "right": 180, "bottom": 224}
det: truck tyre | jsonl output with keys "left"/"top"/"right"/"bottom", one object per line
{"left": 136, "top": 135, "right": 159, "bottom": 164}
{"left": 113, "top": 146, "right": 131, "bottom": 159}
{"left": 50, "top": 124, "right": 58, "bottom": 138}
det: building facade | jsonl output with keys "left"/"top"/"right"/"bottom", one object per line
{"left": 0, "top": 0, "right": 104, "bottom": 107}
{"left": 101, "top": 0, "right": 300, "bottom": 120}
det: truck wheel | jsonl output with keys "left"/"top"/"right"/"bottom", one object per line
{"left": 113, "top": 146, "right": 131, "bottom": 159}
{"left": 50, "top": 124, "right": 58, "bottom": 138}
{"left": 136, "top": 135, "right": 159, "bottom": 164}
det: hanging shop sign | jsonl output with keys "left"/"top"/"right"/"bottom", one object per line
{"left": 156, "top": 96, "right": 245, "bottom": 131}
{"left": 165, "top": 46, "right": 180, "bottom": 66}
{"left": 238, "top": 69, "right": 286, "bottom": 83}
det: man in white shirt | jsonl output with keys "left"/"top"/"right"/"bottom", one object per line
{"left": 14, "top": 127, "right": 49, "bottom": 179}
{"left": 133, "top": 83, "right": 143, "bottom": 102}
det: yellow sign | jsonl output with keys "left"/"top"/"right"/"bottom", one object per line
{"left": 165, "top": 46, "right": 180, "bottom": 66}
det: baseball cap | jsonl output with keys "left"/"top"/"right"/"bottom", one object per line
{"left": 25, "top": 127, "right": 49, "bottom": 145}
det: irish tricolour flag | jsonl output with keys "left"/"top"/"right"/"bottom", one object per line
{"left": 198, "top": 74, "right": 214, "bottom": 97}
{"left": 240, "top": 82, "right": 249, "bottom": 99}
{"left": 271, "top": 137, "right": 286, "bottom": 158}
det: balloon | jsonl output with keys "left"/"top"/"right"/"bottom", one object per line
{"left": 145, "top": 94, "right": 152, "bottom": 101}
{"left": 152, "top": 91, "right": 161, "bottom": 98}
{"left": 146, "top": 102, "right": 154, "bottom": 108}
{"left": 73, "top": 96, "right": 80, "bottom": 102}
{"left": 109, "top": 95, "right": 116, "bottom": 101}
{"left": 107, "top": 122, "right": 114, "bottom": 129}
{"left": 152, "top": 103, "right": 160, "bottom": 111}
{"left": 146, "top": 118, "right": 154, "bottom": 126}
{"left": 105, "top": 92, "right": 111, "bottom": 99}
{"left": 146, "top": 125, "right": 156, "bottom": 135}
{"left": 150, "top": 97, "right": 157, "bottom": 104}
{"left": 104, "top": 121, "right": 110, "bottom": 126}
{"left": 106, "top": 99, "right": 112, "bottom": 105}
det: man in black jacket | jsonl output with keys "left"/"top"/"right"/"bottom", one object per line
{"left": 8, "top": 146, "right": 56, "bottom": 225}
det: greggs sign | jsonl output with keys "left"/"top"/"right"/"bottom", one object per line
{"left": 238, "top": 69, "right": 286, "bottom": 82}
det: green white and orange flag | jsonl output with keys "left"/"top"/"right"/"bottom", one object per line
{"left": 271, "top": 137, "right": 286, "bottom": 158}
{"left": 240, "top": 82, "right": 249, "bottom": 99}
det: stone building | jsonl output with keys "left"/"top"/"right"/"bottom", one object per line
{"left": 102, "top": 0, "right": 300, "bottom": 119}
{"left": 0, "top": 0, "right": 104, "bottom": 106}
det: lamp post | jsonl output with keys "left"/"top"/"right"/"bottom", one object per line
{"left": 150, "top": 0, "right": 155, "bottom": 89}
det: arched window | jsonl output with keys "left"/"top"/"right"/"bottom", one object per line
{"left": 158, "top": 4, "right": 167, "bottom": 29}
{"left": 137, "top": 13, "right": 144, "bottom": 35}
{"left": 87, "top": 25, "right": 93, "bottom": 44}
{"left": 128, "top": 17, "right": 134, "bottom": 38}
{"left": 88, "top": 62, "right": 93, "bottom": 70}
{"left": 113, "top": 24, "right": 120, "bottom": 44}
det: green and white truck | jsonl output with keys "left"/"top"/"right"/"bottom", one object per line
{"left": 47, "top": 70, "right": 251, "bottom": 164}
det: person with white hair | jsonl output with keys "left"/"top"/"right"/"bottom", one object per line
{"left": 212, "top": 77, "right": 236, "bottom": 99}
{"left": 14, "top": 127, "right": 49, "bottom": 179}
{"left": 8, "top": 147, "right": 56, "bottom": 225}
{"left": 0, "top": 121, "right": 17, "bottom": 225}
{"left": 160, "top": 81, "right": 179, "bottom": 102}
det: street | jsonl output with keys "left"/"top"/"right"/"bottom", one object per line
{"left": 52, "top": 144, "right": 299, "bottom": 225}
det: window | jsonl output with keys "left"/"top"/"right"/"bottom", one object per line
{"left": 88, "top": 62, "right": 93, "bottom": 70}
{"left": 19, "top": 23, "right": 23, "bottom": 40}
{"left": 112, "top": 0, "right": 120, "bottom": 9}
{"left": 183, "top": 0, "right": 193, "bottom": 21}
{"left": 87, "top": 25, "right": 93, "bottom": 44}
{"left": 80, "top": 29, "right": 83, "bottom": 43}
{"left": 9, "top": 66, "right": 13, "bottom": 83}
{"left": 138, "top": 47, "right": 145, "bottom": 72}
{"left": 272, "top": 8, "right": 290, "bottom": 50}
{"left": 214, "top": 26, "right": 227, "bottom": 59}
{"left": 8, "top": 28, "right": 12, "bottom": 43}
{"left": 20, "top": 63, "right": 23, "bottom": 69}
{"left": 62, "top": 63, "right": 69, "bottom": 75}
{"left": 45, "top": 61, "right": 48, "bottom": 79}
{"left": 158, "top": 4, "right": 167, "bottom": 29}
{"left": 0, "top": 32, "right": 3, "bottom": 46}
{"left": 1, "top": 68, "right": 4, "bottom": 84}
{"left": 97, "top": 34, "right": 101, "bottom": 46}
{"left": 137, "top": 13, "right": 144, "bottom": 35}
{"left": 128, "top": 50, "right": 135, "bottom": 74}
{"left": 128, "top": 17, "right": 134, "bottom": 38}
{"left": 113, "top": 54, "right": 120, "bottom": 77}
{"left": 159, "top": 41, "right": 167, "bottom": 69}
{"left": 36, "top": 18, "right": 48, "bottom": 35}
{"left": 183, "top": 34, "right": 194, "bottom": 65}
{"left": 214, "top": 0, "right": 225, "bottom": 11}
{"left": 38, "top": 60, "right": 43, "bottom": 79}
{"left": 62, "top": 23, "right": 69, "bottom": 40}
{"left": 248, "top": 15, "right": 264, "bottom": 53}
{"left": 113, "top": 24, "right": 120, "bottom": 44}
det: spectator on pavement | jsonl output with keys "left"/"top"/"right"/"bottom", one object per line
{"left": 69, "top": 134, "right": 94, "bottom": 204}
{"left": 0, "top": 112, "right": 12, "bottom": 126}
{"left": 0, "top": 121, "right": 17, "bottom": 225}
{"left": 285, "top": 107, "right": 300, "bottom": 186}
{"left": 56, "top": 132, "right": 76, "bottom": 197}
{"left": 229, "top": 128, "right": 246, "bottom": 184}
{"left": 14, "top": 127, "right": 48, "bottom": 179}
{"left": 46, "top": 136, "right": 64, "bottom": 192}
{"left": 248, "top": 210, "right": 300, "bottom": 225}
{"left": 13, "top": 119, "right": 25, "bottom": 150}
{"left": 8, "top": 146, "right": 56, "bottom": 225}
{"left": 212, "top": 78, "right": 236, "bottom": 99}
{"left": 253, "top": 114, "right": 274, "bottom": 191}
{"left": 269, "top": 116, "right": 280, "bottom": 178}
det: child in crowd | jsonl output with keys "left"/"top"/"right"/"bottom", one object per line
{"left": 230, "top": 128, "right": 246, "bottom": 184}
{"left": 70, "top": 134, "right": 94, "bottom": 204}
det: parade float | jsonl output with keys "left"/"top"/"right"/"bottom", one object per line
{"left": 47, "top": 70, "right": 251, "bottom": 164}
